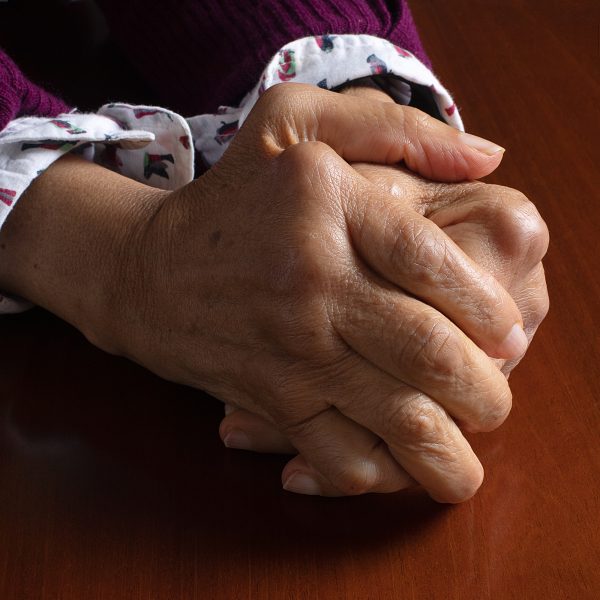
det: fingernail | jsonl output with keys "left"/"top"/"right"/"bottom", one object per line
{"left": 282, "top": 472, "right": 321, "bottom": 495}
{"left": 499, "top": 323, "right": 528, "bottom": 358}
{"left": 460, "top": 132, "right": 505, "bottom": 156}
{"left": 223, "top": 429, "right": 252, "bottom": 450}
{"left": 224, "top": 403, "right": 237, "bottom": 416}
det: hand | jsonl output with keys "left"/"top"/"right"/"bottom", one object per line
{"left": 220, "top": 165, "right": 550, "bottom": 490}
{"left": 0, "top": 84, "right": 529, "bottom": 503}
{"left": 113, "top": 84, "right": 532, "bottom": 503}
{"left": 217, "top": 83, "right": 548, "bottom": 497}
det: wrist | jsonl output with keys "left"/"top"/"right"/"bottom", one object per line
{"left": 338, "top": 81, "right": 396, "bottom": 104}
{"left": 0, "top": 154, "right": 168, "bottom": 350}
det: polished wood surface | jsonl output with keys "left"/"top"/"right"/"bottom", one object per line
{"left": 1, "top": 1, "right": 599, "bottom": 598}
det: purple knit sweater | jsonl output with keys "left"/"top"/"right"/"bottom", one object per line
{"left": 0, "top": 0, "right": 428, "bottom": 127}
{"left": 0, "top": 49, "right": 70, "bottom": 131}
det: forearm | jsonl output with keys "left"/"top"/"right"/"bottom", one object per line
{"left": 0, "top": 154, "right": 166, "bottom": 347}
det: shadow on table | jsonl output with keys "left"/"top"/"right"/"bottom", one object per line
{"left": 0, "top": 309, "right": 449, "bottom": 563}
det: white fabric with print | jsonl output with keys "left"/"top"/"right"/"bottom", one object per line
{"left": 0, "top": 35, "right": 463, "bottom": 314}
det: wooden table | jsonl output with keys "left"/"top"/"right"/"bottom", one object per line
{"left": 1, "top": 1, "right": 599, "bottom": 598}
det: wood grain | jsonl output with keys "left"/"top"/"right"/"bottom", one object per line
{"left": 1, "top": 1, "right": 599, "bottom": 598}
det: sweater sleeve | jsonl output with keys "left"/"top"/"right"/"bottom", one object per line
{"left": 0, "top": 47, "right": 70, "bottom": 131}
{"left": 94, "top": 0, "right": 429, "bottom": 117}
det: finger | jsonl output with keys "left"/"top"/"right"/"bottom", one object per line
{"left": 248, "top": 83, "right": 504, "bottom": 182}
{"left": 219, "top": 404, "right": 414, "bottom": 495}
{"left": 336, "top": 381, "right": 485, "bottom": 504}
{"left": 352, "top": 164, "right": 550, "bottom": 385}
{"left": 282, "top": 452, "right": 415, "bottom": 497}
{"left": 276, "top": 355, "right": 483, "bottom": 503}
{"left": 352, "top": 162, "right": 430, "bottom": 214}
{"left": 427, "top": 186, "right": 550, "bottom": 279}
{"left": 342, "top": 172, "right": 529, "bottom": 360}
{"left": 353, "top": 164, "right": 549, "bottom": 362}
{"left": 279, "top": 406, "right": 414, "bottom": 497}
{"left": 334, "top": 277, "right": 512, "bottom": 433}
{"left": 421, "top": 182, "right": 549, "bottom": 370}
{"left": 355, "top": 164, "right": 549, "bottom": 280}
{"left": 501, "top": 263, "right": 549, "bottom": 376}
{"left": 220, "top": 405, "right": 297, "bottom": 454}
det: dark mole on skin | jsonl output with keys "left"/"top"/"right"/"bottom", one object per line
{"left": 0, "top": 244, "right": 5, "bottom": 250}
{"left": 209, "top": 230, "right": 222, "bottom": 247}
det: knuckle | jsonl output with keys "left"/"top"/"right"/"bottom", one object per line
{"left": 252, "top": 84, "right": 326, "bottom": 152}
{"left": 492, "top": 187, "right": 550, "bottom": 266}
{"left": 278, "top": 139, "right": 334, "bottom": 175}
{"left": 265, "top": 156, "right": 346, "bottom": 302}
{"left": 397, "top": 312, "right": 513, "bottom": 433}
{"left": 388, "top": 395, "right": 447, "bottom": 447}
{"left": 331, "top": 463, "right": 377, "bottom": 496}
{"left": 386, "top": 394, "right": 485, "bottom": 503}
{"left": 401, "top": 106, "right": 451, "bottom": 175}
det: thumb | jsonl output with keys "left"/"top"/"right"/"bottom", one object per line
{"left": 241, "top": 83, "right": 504, "bottom": 183}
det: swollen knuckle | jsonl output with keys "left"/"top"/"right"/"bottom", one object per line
{"left": 494, "top": 187, "right": 549, "bottom": 265}
{"left": 388, "top": 396, "right": 445, "bottom": 446}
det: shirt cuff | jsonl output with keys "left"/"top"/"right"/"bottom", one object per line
{"left": 0, "top": 106, "right": 194, "bottom": 313}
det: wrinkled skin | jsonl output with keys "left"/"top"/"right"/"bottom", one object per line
{"left": 90, "top": 84, "right": 549, "bottom": 502}
{"left": 221, "top": 163, "right": 549, "bottom": 498}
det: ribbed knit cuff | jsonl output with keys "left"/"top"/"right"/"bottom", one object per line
{"left": 0, "top": 88, "right": 21, "bottom": 131}
{"left": 0, "top": 48, "right": 23, "bottom": 129}
{"left": 0, "top": 47, "right": 70, "bottom": 131}
{"left": 20, "top": 81, "right": 71, "bottom": 124}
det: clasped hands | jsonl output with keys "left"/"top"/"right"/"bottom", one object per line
{"left": 119, "top": 84, "right": 548, "bottom": 502}
{"left": 1, "top": 83, "right": 548, "bottom": 502}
